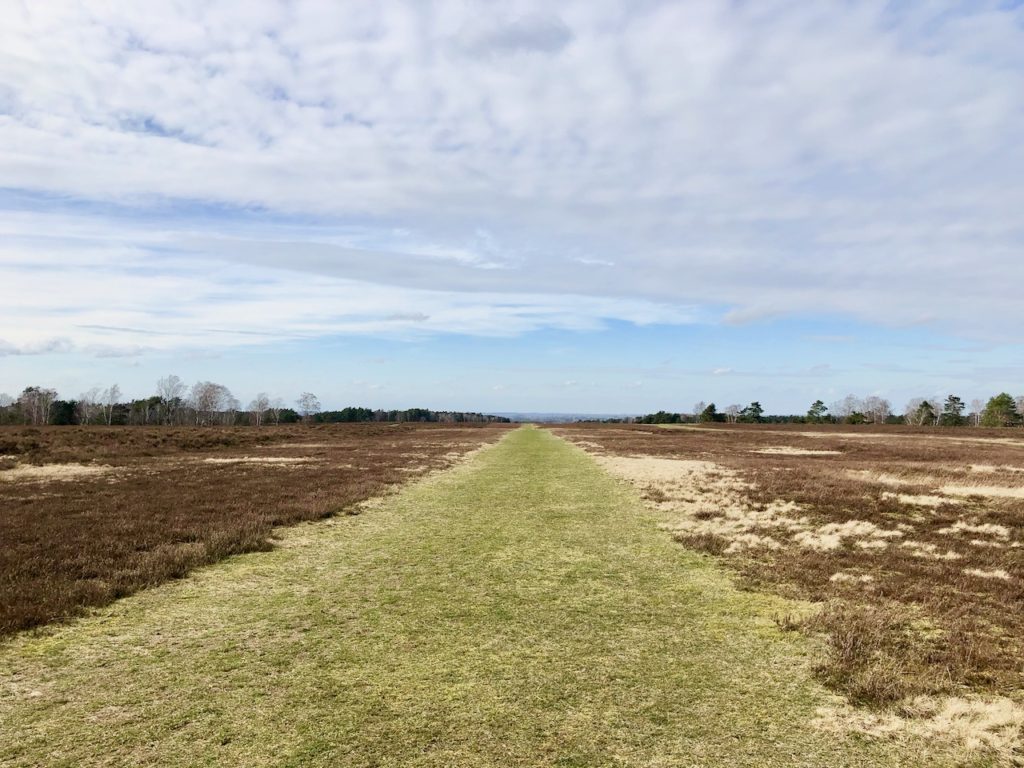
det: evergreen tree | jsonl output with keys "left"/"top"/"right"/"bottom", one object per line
{"left": 981, "top": 393, "right": 1021, "bottom": 427}
{"left": 807, "top": 400, "right": 828, "bottom": 423}
{"left": 940, "top": 395, "right": 965, "bottom": 426}
{"left": 741, "top": 401, "right": 764, "bottom": 422}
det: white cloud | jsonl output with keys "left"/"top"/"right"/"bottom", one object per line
{"left": 0, "top": 0, "right": 1023, "bottom": 352}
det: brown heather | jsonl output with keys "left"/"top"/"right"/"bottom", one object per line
{"left": 555, "top": 423, "right": 1024, "bottom": 705}
{"left": 0, "top": 423, "right": 509, "bottom": 636}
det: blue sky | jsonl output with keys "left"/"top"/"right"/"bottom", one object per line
{"left": 1, "top": 1, "right": 1023, "bottom": 414}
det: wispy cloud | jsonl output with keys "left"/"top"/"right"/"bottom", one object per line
{"left": 0, "top": 1, "right": 1023, "bottom": 356}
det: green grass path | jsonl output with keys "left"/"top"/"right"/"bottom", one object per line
{"left": 1, "top": 427, "right": 941, "bottom": 766}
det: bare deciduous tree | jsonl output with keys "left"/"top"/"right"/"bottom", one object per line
{"left": 970, "top": 398, "right": 984, "bottom": 427}
{"left": 248, "top": 393, "right": 271, "bottom": 427}
{"left": 723, "top": 404, "right": 742, "bottom": 423}
{"left": 18, "top": 386, "right": 58, "bottom": 426}
{"left": 831, "top": 394, "right": 862, "bottom": 419}
{"left": 222, "top": 393, "right": 240, "bottom": 426}
{"left": 297, "top": 392, "right": 321, "bottom": 423}
{"left": 77, "top": 387, "right": 102, "bottom": 425}
{"left": 156, "top": 375, "right": 187, "bottom": 425}
{"left": 190, "top": 381, "right": 231, "bottom": 426}
{"left": 270, "top": 397, "right": 285, "bottom": 425}
{"left": 101, "top": 384, "right": 121, "bottom": 425}
{"left": 862, "top": 396, "right": 892, "bottom": 424}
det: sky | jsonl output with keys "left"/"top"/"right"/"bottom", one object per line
{"left": 1, "top": 0, "right": 1023, "bottom": 414}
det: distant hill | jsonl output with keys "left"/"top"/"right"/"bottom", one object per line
{"left": 494, "top": 413, "right": 635, "bottom": 423}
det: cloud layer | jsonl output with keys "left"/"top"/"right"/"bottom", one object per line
{"left": 2, "top": 0, "right": 1023, "bottom": 353}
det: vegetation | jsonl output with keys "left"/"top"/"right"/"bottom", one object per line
{"left": 981, "top": 393, "right": 1022, "bottom": 428}
{"left": 558, "top": 423, "right": 1024, "bottom": 707}
{"left": 0, "top": 378, "right": 509, "bottom": 426}
{"left": 0, "top": 423, "right": 507, "bottom": 636}
{"left": 636, "top": 391, "right": 1024, "bottom": 428}
{"left": 0, "top": 427, "right": 938, "bottom": 766}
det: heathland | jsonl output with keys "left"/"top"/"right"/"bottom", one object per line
{"left": 1, "top": 424, "right": 1021, "bottom": 765}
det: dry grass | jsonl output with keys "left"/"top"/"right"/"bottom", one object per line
{"left": 556, "top": 422, "right": 1024, "bottom": 762}
{"left": 0, "top": 423, "right": 509, "bottom": 636}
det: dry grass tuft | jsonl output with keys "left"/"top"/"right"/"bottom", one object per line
{"left": 754, "top": 446, "right": 842, "bottom": 456}
{"left": 815, "top": 696, "right": 1024, "bottom": 765}
{"left": 0, "top": 463, "right": 117, "bottom": 482}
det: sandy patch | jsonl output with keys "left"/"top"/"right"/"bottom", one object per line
{"left": 201, "top": 456, "right": 314, "bottom": 465}
{"left": 596, "top": 455, "right": 724, "bottom": 485}
{"left": 752, "top": 446, "right": 841, "bottom": 456}
{"left": 596, "top": 455, "right": 810, "bottom": 550}
{"left": 596, "top": 454, "right": 914, "bottom": 557}
{"left": 0, "top": 463, "right": 117, "bottom": 483}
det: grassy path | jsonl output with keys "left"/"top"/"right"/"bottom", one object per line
{"left": 1, "top": 427, "right": 942, "bottom": 766}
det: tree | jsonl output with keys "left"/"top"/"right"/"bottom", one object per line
{"left": 156, "top": 375, "right": 187, "bottom": 425}
{"left": 940, "top": 395, "right": 965, "bottom": 427}
{"left": 981, "top": 393, "right": 1021, "bottom": 427}
{"left": 862, "top": 396, "right": 891, "bottom": 424}
{"left": 692, "top": 402, "right": 707, "bottom": 422}
{"left": 698, "top": 403, "right": 718, "bottom": 423}
{"left": 16, "top": 387, "right": 58, "bottom": 430}
{"left": 905, "top": 398, "right": 936, "bottom": 426}
{"left": 101, "top": 384, "right": 121, "bottom": 426}
{"left": 77, "top": 387, "right": 102, "bottom": 425}
{"left": 18, "top": 386, "right": 58, "bottom": 425}
{"left": 0, "top": 393, "right": 14, "bottom": 425}
{"left": 741, "top": 401, "right": 764, "bottom": 423}
{"left": 297, "top": 392, "right": 321, "bottom": 422}
{"left": 807, "top": 400, "right": 828, "bottom": 423}
{"left": 50, "top": 400, "right": 76, "bottom": 425}
{"left": 248, "top": 393, "right": 271, "bottom": 427}
{"left": 723, "top": 404, "right": 742, "bottom": 423}
{"left": 831, "top": 394, "right": 862, "bottom": 420}
{"left": 190, "top": 381, "right": 232, "bottom": 426}
{"left": 969, "top": 398, "right": 984, "bottom": 427}
{"left": 269, "top": 397, "right": 285, "bottom": 425}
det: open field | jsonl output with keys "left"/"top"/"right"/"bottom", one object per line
{"left": 0, "top": 427, "right": 957, "bottom": 767}
{"left": 554, "top": 424, "right": 1024, "bottom": 717}
{"left": 0, "top": 423, "right": 509, "bottom": 636}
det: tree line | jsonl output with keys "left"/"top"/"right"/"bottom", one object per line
{"left": 0, "top": 376, "right": 509, "bottom": 426}
{"left": 635, "top": 392, "right": 1024, "bottom": 427}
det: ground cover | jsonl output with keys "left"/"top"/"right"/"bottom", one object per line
{"left": 0, "top": 426, "right": 951, "bottom": 766}
{"left": 0, "top": 423, "right": 508, "bottom": 635}
{"left": 555, "top": 422, "right": 1024, "bottom": 759}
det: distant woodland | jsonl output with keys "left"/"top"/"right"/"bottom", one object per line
{"left": 0, "top": 376, "right": 510, "bottom": 426}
